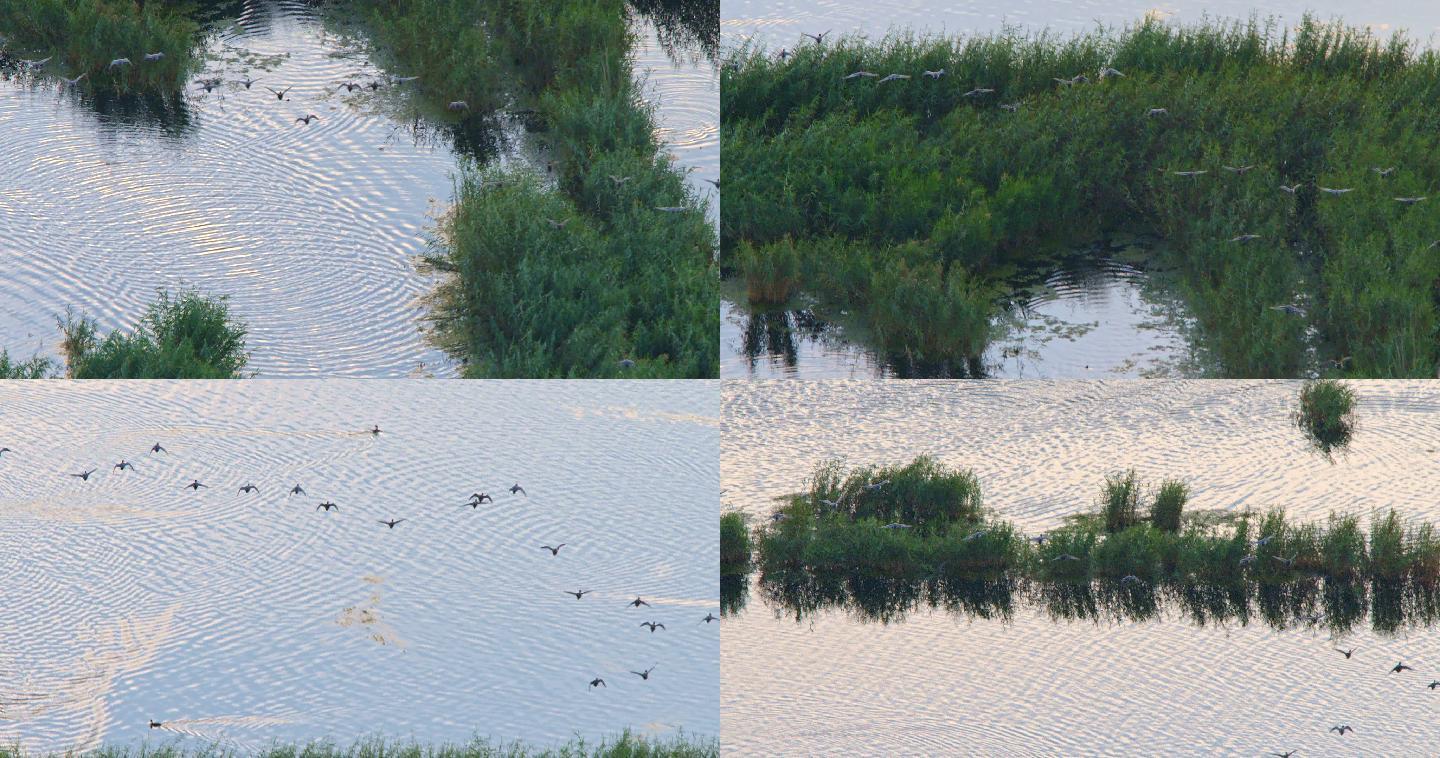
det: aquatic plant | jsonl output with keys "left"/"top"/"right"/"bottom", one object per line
{"left": 59, "top": 287, "right": 249, "bottom": 379}
{"left": 722, "top": 15, "right": 1440, "bottom": 377}
{"left": 1099, "top": 469, "right": 1140, "bottom": 533}
{"left": 720, "top": 512, "right": 752, "bottom": 577}
{"left": 0, "top": 729, "right": 718, "bottom": 757}
{"left": 0, "top": 351, "right": 56, "bottom": 378}
{"left": 0, "top": 0, "right": 203, "bottom": 91}
{"left": 1293, "top": 378, "right": 1357, "bottom": 454}
{"left": 347, "top": 0, "right": 717, "bottom": 378}
{"left": 1150, "top": 479, "right": 1188, "bottom": 532}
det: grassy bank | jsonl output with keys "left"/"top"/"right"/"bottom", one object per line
{"left": 59, "top": 288, "right": 249, "bottom": 378}
{"left": 721, "top": 16, "right": 1440, "bottom": 377}
{"left": 749, "top": 457, "right": 1440, "bottom": 586}
{"left": 0, "top": 730, "right": 717, "bottom": 758}
{"left": 0, "top": 0, "right": 203, "bottom": 91}
{"left": 348, "top": 0, "right": 717, "bottom": 378}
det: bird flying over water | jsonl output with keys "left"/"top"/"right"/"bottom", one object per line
{"left": 628, "top": 596, "right": 651, "bottom": 608}
{"left": 151, "top": 443, "right": 167, "bottom": 454}
{"left": 290, "top": 484, "right": 305, "bottom": 496}
{"left": 878, "top": 74, "right": 911, "bottom": 83}
{"left": 71, "top": 469, "right": 96, "bottom": 481}
{"left": 1330, "top": 725, "right": 1353, "bottom": 735}
{"left": 564, "top": 589, "right": 592, "bottom": 599}
{"left": 703, "top": 613, "right": 718, "bottom": 623}
{"left": 264, "top": 86, "right": 292, "bottom": 100}
{"left": 20, "top": 56, "right": 52, "bottom": 69}
{"left": 60, "top": 73, "right": 87, "bottom": 87}
{"left": 589, "top": 677, "right": 606, "bottom": 689}
{"left": 1336, "top": 647, "right": 1355, "bottom": 659}
{"left": 317, "top": 502, "right": 339, "bottom": 511}
{"left": 186, "top": 479, "right": 207, "bottom": 490}
{"left": 239, "top": 484, "right": 258, "bottom": 493}
{"left": 114, "top": 460, "right": 134, "bottom": 471}
{"left": 801, "top": 30, "right": 831, "bottom": 44}
{"left": 378, "top": 518, "right": 405, "bottom": 529}
{"left": 510, "top": 483, "right": 526, "bottom": 496}
{"left": 0, "top": 448, "right": 10, "bottom": 456}
{"left": 640, "top": 621, "right": 666, "bottom": 632}
{"left": 238, "top": 77, "right": 260, "bottom": 89}
{"left": 1391, "top": 661, "right": 1413, "bottom": 674}
{"left": 631, "top": 665, "right": 657, "bottom": 679}
{"left": 540, "top": 544, "right": 566, "bottom": 556}
{"left": 295, "top": 114, "right": 320, "bottom": 125}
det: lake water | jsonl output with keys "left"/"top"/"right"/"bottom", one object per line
{"left": 0, "top": 1, "right": 717, "bottom": 377}
{"left": 718, "top": 1, "right": 1440, "bottom": 379}
{"left": 722, "top": 380, "right": 1440, "bottom": 755}
{"left": 0, "top": 380, "right": 718, "bottom": 754}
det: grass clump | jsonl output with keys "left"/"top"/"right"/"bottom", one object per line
{"left": 0, "top": 0, "right": 203, "bottom": 91}
{"left": 0, "top": 730, "right": 717, "bottom": 757}
{"left": 1100, "top": 470, "right": 1141, "bottom": 533}
{"left": 720, "top": 512, "right": 752, "bottom": 577}
{"left": 0, "top": 351, "right": 56, "bottom": 378}
{"left": 1150, "top": 479, "right": 1188, "bottom": 532}
{"left": 1293, "top": 379, "right": 1357, "bottom": 453}
{"left": 60, "top": 287, "right": 249, "bottom": 378}
{"left": 350, "top": 0, "right": 717, "bottom": 378}
{"left": 722, "top": 15, "right": 1440, "bottom": 377}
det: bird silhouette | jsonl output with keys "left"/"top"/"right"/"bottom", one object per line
{"left": 1222, "top": 165, "right": 1256, "bottom": 174}
{"left": 238, "top": 77, "right": 260, "bottom": 89}
{"left": 447, "top": 101, "right": 469, "bottom": 112}
{"left": 148, "top": 720, "right": 163, "bottom": 729}
{"left": 510, "top": 483, "right": 526, "bottom": 496}
{"left": 588, "top": 677, "right": 606, "bottom": 689}
{"left": 71, "top": 469, "right": 96, "bottom": 481}
{"left": 1171, "top": 170, "right": 1207, "bottom": 177}
{"left": 1270, "top": 752, "right": 1295, "bottom": 758}
{"left": 378, "top": 519, "right": 405, "bottom": 529}
{"left": 878, "top": 74, "right": 910, "bottom": 83}
{"left": 1318, "top": 187, "right": 1353, "bottom": 195}
{"left": 143, "top": 52, "right": 165, "bottom": 62}
{"left": 1270, "top": 305, "right": 1306, "bottom": 317}
{"left": 640, "top": 621, "right": 666, "bottom": 633}
{"left": 1395, "top": 197, "right": 1427, "bottom": 205}
{"left": 60, "top": 73, "right": 87, "bottom": 87}
{"left": 1330, "top": 725, "right": 1353, "bottom": 735}
{"left": 801, "top": 30, "right": 830, "bottom": 44}
{"left": 317, "top": 502, "right": 339, "bottom": 512}
{"left": 1429, "top": 680, "right": 1440, "bottom": 690}
{"left": 1279, "top": 184, "right": 1301, "bottom": 193}
{"left": 1392, "top": 662, "right": 1413, "bottom": 674}
{"left": 962, "top": 87, "right": 994, "bottom": 97}
{"left": 922, "top": 69, "right": 945, "bottom": 79}
{"left": 703, "top": 613, "right": 718, "bottom": 623}
{"left": 369, "top": 425, "right": 381, "bottom": 435}
{"left": 630, "top": 665, "right": 657, "bottom": 680}
{"left": 295, "top": 114, "right": 320, "bottom": 125}
{"left": 844, "top": 71, "right": 877, "bottom": 80}
{"left": 540, "top": 544, "right": 566, "bottom": 556}
{"left": 290, "top": 484, "right": 305, "bottom": 496}
{"left": 469, "top": 493, "right": 493, "bottom": 504}
{"left": 628, "top": 596, "right": 651, "bottom": 608}
{"left": 185, "top": 479, "right": 207, "bottom": 490}
{"left": 113, "top": 460, "right": 134, "bottom": 471}
{"left": 1052, "top": 554, "right": 1081, "bottom": 562}
{"left": 264, "top": 86, "right": 292, "bottom": 100}
{"left": 1230, "top": 234, "right": 1261, "bottom": 243}
{"left": 336, "top": 81, "right": 362, "bottom": 92}
{"left": 237, "top": 484, "right": 258, "bottom": 494}
{"left": 1336, "top": 647, "right": 1355, "bottom": 659}
{"left": 881, "top": 523, "right": 912, "bottom": 530}
{"left": 107, "top": 58, "right": 132, "bottom": 70}
{"left": 151, "top": 443, "right": 167, "bottom": 454}
{"left": 564, "top": 589, "right": 592, "bottom": 600}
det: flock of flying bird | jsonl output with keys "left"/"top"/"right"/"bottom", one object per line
{"left": 778, "top": 31, "right": 1439, "bottom": 320}
{"left": 1, "top": 424, "right": 717, "bottom": 732}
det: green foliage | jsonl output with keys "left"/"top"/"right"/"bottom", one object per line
{"left": 1293, "top": 379, "right": 1357, "bottom": 453}
{"left": 722, "top": 15, "right": 1440, "bottom": 376}
{"left": 1150, "top": 479, "right": 1188, "bottom": 532}
{"left": 720, "top": 512, "right": 752, "bottom": 577}
{"left": 60, "top": 288, "right": 249, "bottom": 378}
{"left": 1100, "top": 469, "right": 1140, "bottom": 533}
{"left": 0, "top": 351, "right": 56, "bottom": 378}
{"left": 0, "top": 0, "right": 203, "bottom": 91}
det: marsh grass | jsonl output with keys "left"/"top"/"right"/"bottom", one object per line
{"left": 1293, "top": 378, "right": 1357, "bottom": 454}
{"left": 722, "top": 15, "right": 1440, "bottom": 376}
{"left": 753, "top": 459, "right": 1440, "bottom": 591}
{"left": 720, "top": 512, "right": 751, "bottom": 577}
{"left": 0, "top": 730, "right": 717, "bottom": 758}
{"left": 0, "top": 0, "right": 203, "bottom": 91}
{"left": 353, "top": 0, "right": 717, "bottom": 378}
{"left": 59, "top": 288, "right": 248, "bottom": 378}
{"left": 0, "top": 351, "right": 56, "bottom": 378}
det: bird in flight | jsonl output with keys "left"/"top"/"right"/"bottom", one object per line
{"left": 1279, "top": 184, "right": 1301, "bottom": 193}
{"left": 1395, "top": 197, "right": 1427, "bottom": 205}
{"left": 1222, "top": 165, "right": 1256, "bottom": 174}
{"left": 540, "top": 544, "right": 566, "bottom": 556}
{"left": 369, "top": 425, "right": 381, "bottom": 435}
{"left": 1270, "top": 752, "right": 1295, "bottom": 758}
{"left": 186, "top": 479, "right": 207, "bottom": 490}
{"left": 60, "top": 73, "right": 87, "bottom": 87}
{"left": 295, "top": 114, "right": 320, "bottom": 125}
{"left": 239, "top": 484, "right": 258, "bottom": 493}
{"left": 336, "top": 81, "right": 362, "bottom": 92}
{"left": 238, "top": 77, "right": 260, "bottom": 89}
{"left": 1146, "top": 107, "right": 1167, "bottom": 116}
{"left": 290, "top": 484, "right": 305, "bottom": 496}
{"left": 801, "top": 30, "right": 830, "bottom": 44}
{"left": 628, "top": 596, "right": 651, "bottom": 608}
{"left": 1318, "top": 187, "right": 1353, "bottom": 195}
{"left": 1391, "top": 661, "right": 1413, "bottom": 674}
{"left": 878, "top": 73, "right": 911, "bottom": 83}
{"left": 1230, "top": 234, "right": 1261, "bottom": 243}
{"left": 631, "top": 665, "right": 657, "bottom": 680}
{"left": 317, "top": 502, "right": 339, "bottom": 512}
{"left": 1372, "top": 166, "right": 1397, "bottom": 177}
{"left": 71, "top": 469, "right": 96, "bottom": 481}
{"left": 1335, "top": 647, "right": 1355, "bottom": 659}
{"left": 640, "top": 621, "right": 666, "bottom": 633}
{"left": 151, "top": 443, "right": 167, "bottom": 454}
{"left": 510, "top": 483, "right": 526, "bottom": 496}
{"left": 264, "top": 86, "right": 292, "bottom": 100}
{"left": 1270, "top": 304, "right": 1306, "bottom": 317}
{"left": 1051, "top": 554, "right": 1081, "bottom": 562}
{"left": 1429, "top": 680, "right": 1440, "bottom": 690}
{"left": 588, "top": 677, "right": 606, "bottom": 689}
{"left": 148, "top": 720, "right": 163, "bottom": 729}
{"left": 844, "top": 71, "right": 877, "bottom": 80}
{"left": 564, "top": 589, "right": 592, "bottom": 600}
{"left": 113, "top": 460, "right": 135, "bottom": 471}
{"left": 1330, "top": 725, "right": 1354, "bottom": 735}
{"left": 143, "top": 52, "right": 165, "bottom": 62}
{"left": 546, "top": 218, "right": 569, "bottom": 229}
{"left": 962, "top": 87, "right": 994, "bottom": 97}
{"left": 703, "top": 613, "right": 718, "bottom": 623}
{"left": 469, "top": 493, "right": 493, "bottom": 504}
{"left": 1171, "top": 170, "right": 1207, "bottom": 177}
{"left": 922, "top": 69, "right": 945, "bottom": 79}
{"left": 378, "top": 519, "right": 406, "bottom": 529}
{"left": 448, "top": 101, "right": 469, "bottom": 112}
{"left": 108, "top": 58, "right": 132, "bottom": 70}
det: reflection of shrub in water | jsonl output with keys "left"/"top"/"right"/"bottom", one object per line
{"left": 1293, "top": 379, "right": 1356, "bottom": 456}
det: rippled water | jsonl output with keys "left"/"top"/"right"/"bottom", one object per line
{"left": 0, "top": 380, "right": 718, "bottom": 753}
{"left": 0, "top": 1, "right": 718, "bottom": 376}
{"left": 719, "top": 1, "right": 1440, "bottom": 379}
{"left": 722, "top": 380, "right": 1440, "bottom": 755}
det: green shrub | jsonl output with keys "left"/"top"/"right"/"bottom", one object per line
{"left": 1100, "top": 470, "right": 1141, "bottom": 533}
{"left": 720, "top": 512, "right": 752, "bottom": 577}
{"left": 1150, "top": 479, "right": 1188, "bottom": 532}
{"left": 60, "top": 288, "right": 248, "bottom": 379}
{"left": 1294, "top": 379, "right": 1358, "bottom": 453}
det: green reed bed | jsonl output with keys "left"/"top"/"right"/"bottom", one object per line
{"left": 2, "top": 730, "right": 717, "bottom": 758}
{"left": 0, "top": 0, "right": 203, "bottom": 90}
{"left": 349, "top": 0, "right": 716, "bottom": 378}
{"left": 59, "top": 287, "right": 249, "bottom": 378}
{"left": 721, "top": 15, "right": 1440, "bottom": 376}
{"left": 720, "top": 511, "right": 751, "bottom": 577}
{"left": 1293, "top": 378, "right": 1357, "bottom": 453}
{"left": 747, "top": 458, "right": 1440, "bottom": 588}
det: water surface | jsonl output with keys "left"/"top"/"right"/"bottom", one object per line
{"left": 722, "top": 380, "right": 1440, "bottom": 755}
{"left": 0, "top": 380, "right": 718, "bottom": 753}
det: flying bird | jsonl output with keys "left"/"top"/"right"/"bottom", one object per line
{"left": 317, "top": 502, "right": 339, "bottom": 512}
{"left": 1171, "top": 170, "right": 1208, "bottom": 177}
{"left": 1391, "top": 662, "right": 1413, "bottom": 674}
{"left": 1335, "top": 647, "right": 1355, "bottom": 659}
{"left": 1051, "top": 554, "right": 1081, "bottom": 562}
{"left": 60, "top": 73, "right": 87, "bottom": 87}
{"left": 703, "top": 613, "right": 718, "bottom": 623}
{"left": 295, "top": 114, "right": 320, "bottom": 125}
{"left": 510, "top": 483, "right": 526, "bottom": 496}
{"left": 71, "top": 469, "right": 97, "bottom": 481}
{"left": 238, "top": 77, "right": 260, "bottom": 89}
{"left": 1330, "top": 725, "right": 1353, "bottom": 735}
{"left": 878, "top": 74, "right": 911, "bottom": 83}
{"left": 962, "top": 87, "right": 994, "bottom": 97}
{"left": 185, "top": 479, "right": 207, "bottom": 490}
{"left": 546, "top": 218, "right": 569, "bottom": 229}
{"left": 150, "top": 443, "right": 167, "bottom": 454}
{"left": 447, "top": 101, "right": 469, "bottom": 112}
{"left": 113, "top": 460, "right": 135, "bottom": 471}
{"left": 1280, "top": 184, "right": 1301, "bottom": 193}
{"left": 540, "top": 544, "right": 566, "bottom": 556}
{"left": 1270, "top": 304, "right": 1306, "bottom": 317}
{"left": 844, "top": 71, "right": 877, "bottom": 80}
{"left": 589, "top": 677, "right": 606, "bottom": 689}
{"left": 881, "top": 523, "right": 911, "bottom": 530}
{"left": 640, "top": 621, "right": 666, "bottom": 633}
{"left": 1222, "top": 165, "right": 1256, "bottom": 174}
{"left": 801, "top": 30, "right": 831, "bottom": 44}
{"left": 290, "top": 484, "right": 305, "bottom": 496}
{"left": 628, "top": 596, "right": 651, "bottom": 608}
{"left": 378, "top": 518, "right": 406, "bottom": 529}
{"left": 1230, "top": 234, "right": 1261, "bottom": 243}
{"left": 1318, "top": 187, "right": 1353, "bottom": 195}
{"left": 1146, "top": 108, "right": 1167, "bottom": 116}
{"left": 1372, "top": 166, "right": 1397, "bottom": 177}
{"left": 142, "top": 52, "right": 165, "bottom": 62}
{"left": 107, "top": 58, "right": 132, "bottom": 70}
{"left": 922, "top": 69, "right": 945, "bottom": 79}
{"left": 264, "top": 86, "right": 292, "bottom": 100}
{"left": 631, "top": 665, "right": 657, "bottom": 680}
{"left": 564, "top": 589, "right": 592, "bottom": 600}
{"left": 1395, "top": 197, "right": 1427, "bottom": 205}
{"left": 1099, "top": 66, "right": 1125, "bottom": 79}
{"left": 239, "top": 484, "right": 258, "bottom": 493}
{"left": 369, "top": 425, "right": 381, "bottom": 435}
